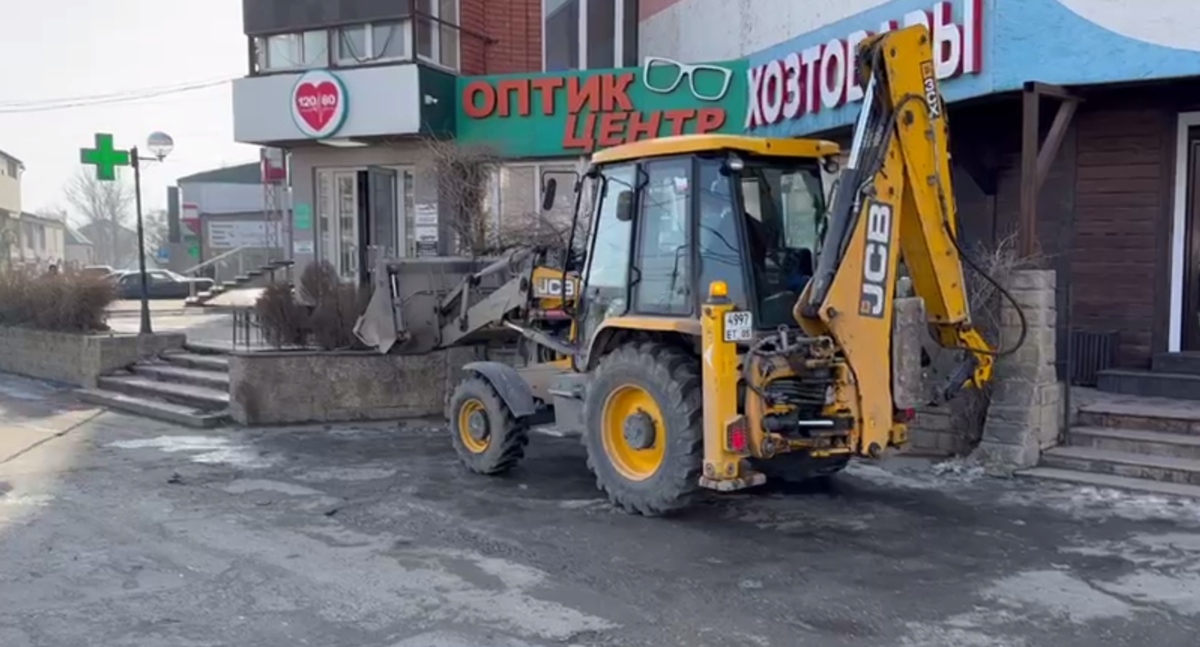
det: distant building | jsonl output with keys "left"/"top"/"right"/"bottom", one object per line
{"left": 174, "top": 162, "right": 277, "bottom": 281}
{"left": 77, "top": 221, "right": 156, "bottom": 270}
{"left": 0, "top": 148, "right": 23, "bottom": 271}
{"left": 64, "top": 226, "right": 94, "bottom": 269}
{"left": 12, "top": 212, "right": 66, "bottom": 272}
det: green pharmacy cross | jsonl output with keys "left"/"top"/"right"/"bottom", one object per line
{"left": 80, "top": 133, "right": 131, "bottom": 181}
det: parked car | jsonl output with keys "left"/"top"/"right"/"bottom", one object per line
{"left": 111, "top": 269, "right": 215, "bottom": 299}
{"left": 81, "top": 264, "right": 116, "bottom": 278}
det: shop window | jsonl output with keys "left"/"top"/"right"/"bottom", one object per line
{"left": 544, "top": 0, "right": 638, "bottom": 71}
{"left": 337, "top": 21, "right": 411, "bottom": 65}
{"left": 485, "top": 162, "right": 581, "bottom": 251}
{"left": 254, "top": 30, "right": 329, "bottom": 72}
{"left": 416, "top": 0, "right": 460, "bottom": 71}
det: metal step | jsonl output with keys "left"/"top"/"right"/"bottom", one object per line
{"left": 1097, "top": 369, "right": 1200, "bottom": 401}
{"left": 96, "top": 375, "right": 228, "bottom": 411}
{"left": 1040, "top": 445, "right": 1200, "bottom": 486}
{"left": 160, "top": 351, "right": 230, "bottom": 372}
{"left": 1069, "top": 426, "right": 1200, "bottom": 460}
{"left": 1016, "top": 466, "right": 1200, "bottom": 499}
{"left": 131, "top": 364, "right": 229, "bottom": 390}
{"left": 77, "top": 389, "right": 229, "bottom": 428}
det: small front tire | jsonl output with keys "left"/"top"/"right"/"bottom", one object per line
{"left": 447, "top": 376, "right": 529, "bottom": 475}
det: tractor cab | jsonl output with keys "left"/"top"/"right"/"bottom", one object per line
{"left": 542, "top": 135, "right": 842, "bottom": 367}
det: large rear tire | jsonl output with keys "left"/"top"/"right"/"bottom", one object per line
{"left": 447, "top": 376, "right": 529, "bottom": 475}
{"left": 582, "top": 342, "right": 704, "bottom": 516}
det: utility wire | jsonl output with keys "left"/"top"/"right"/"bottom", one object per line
{"left": 0, "top": 78, "right": 233, "bottom": 113}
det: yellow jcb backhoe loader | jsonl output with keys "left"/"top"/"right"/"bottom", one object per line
{"left": 424, "top": 23, "right": 1025, "bottom": 516}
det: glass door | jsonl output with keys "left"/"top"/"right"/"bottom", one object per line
{"left": 335, "top": 171, "right": 360, "bottom": 282}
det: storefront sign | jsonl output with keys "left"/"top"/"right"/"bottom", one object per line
{"left": 746, "top": 0, "right": 983, "bottom": 131}
{"left": 207, "top": 221, "right": 282, "bottom": 250}
{"left": 290, "top": 70, "right": 349, "bottom": 139}
{"left": 456, "top": 57, "right": 747, "bottom": 157}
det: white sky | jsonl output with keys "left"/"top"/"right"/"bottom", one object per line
{"left": 0, "top": 0, "right": 260, "bottom": 216}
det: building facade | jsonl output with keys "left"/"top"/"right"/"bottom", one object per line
{"left": 232, "top": 0, "right": 661, "bottom": 283}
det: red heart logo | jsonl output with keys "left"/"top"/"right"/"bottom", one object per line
{"left": 294, "top": 81, "right": 341, "bottom": 133}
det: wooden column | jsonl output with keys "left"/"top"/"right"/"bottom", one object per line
{"left": 1018, "top": 82, "right": 1082, "bottom": 258}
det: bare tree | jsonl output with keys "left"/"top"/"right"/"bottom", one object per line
{"left": 143, "top": 209, "right": 169, "bottom": 255}
{"left": 64, "top": 167, "right": 134, "bottom": 265}
{"left": 419, "top": 137, "right": 579, "bottom": 260}
{"left": 0, "top": 211, "right": 15, "bottom": 271}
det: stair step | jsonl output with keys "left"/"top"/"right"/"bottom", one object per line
{"left": 1097, "top": 369, "right": 1200, "bottom": 401}
{"left": 97, "top": 375, "right": 228, "bottom": 411}
{"left": 183, "top": 342, "right": 234, "bottom": 356}
{"left": 131, "top": 364, "right": 229, "bottom": 389}
{"left": 1041, "top": 445, "right": 1200, "bottom": 486}
{"left": 1077, "top": 394, "right": 1200, "bottom": 433}
{"left": 1070, "top": 426, "right": 1200, "bottom": 460}
{"left": 77, "top": 389, "right": 229, "bottom": 428}
{"left": 160, "top": 351, "right": 230, "bottom": 371}
{"left": 1016, "top": 467, "right": 1200, "bottom": 499}
{"left": 1152, "top": 352, "right": 1200, "bottom": 376}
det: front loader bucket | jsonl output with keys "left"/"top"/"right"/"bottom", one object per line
{"left": 353, "top": 256, "right": 502, "bottom": 355}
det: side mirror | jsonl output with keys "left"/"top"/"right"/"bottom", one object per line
{"left": 615, "top": 190, "right": 633, "bottom": 222}
{"left": 541, "top": 177, "right": 558, "bottom": 211}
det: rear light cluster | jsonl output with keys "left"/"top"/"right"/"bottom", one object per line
{"left": 725, "top": 416, "right": 749, "bottom": 453}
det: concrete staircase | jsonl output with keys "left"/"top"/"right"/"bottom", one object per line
{"left": 185, "top": 258, "right": 293, "bottom": 308}
{"left": 1095, "top": 352, "right": 1200, "bottom": 401}
{"left": 1019, "top": 392, "right": 1200, "bottom": 498}
{"left": 77, "top": 344, "right": 232, "bottom": 428}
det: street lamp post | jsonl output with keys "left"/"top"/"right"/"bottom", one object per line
{"left": 129, "top": 132, "right": 175, "bottom": 335}
{"left": 78, "top": 131, "right": 174, "bottom": 335}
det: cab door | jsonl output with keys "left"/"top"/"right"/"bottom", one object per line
{"left": 574, "top": 162, "right": 637, "bottom": 370}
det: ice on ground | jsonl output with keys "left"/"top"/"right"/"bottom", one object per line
{"left": 108, "top": 435, "right": 273, "bottom": 469}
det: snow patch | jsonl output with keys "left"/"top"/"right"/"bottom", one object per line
{"left": 1001, "top": 483, "right": 1200, "bottom": 524}
{"left": 981, "top": 569, "right": 1132, "bottom": 623}
{"left": 109, "top": 435, "right": 272, "bottom": 468}
{"left": 0, "top": 493, "right": 54, "bottom": 507}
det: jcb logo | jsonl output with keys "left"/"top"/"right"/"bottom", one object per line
{"left": 534, "top": 277, "right": 576, "bottom": 298}
{"left": 858, "top": 200, "right": 893, "bottom": 319}
{"left": 920, "top": 61, "right": 941, "bottom": 119}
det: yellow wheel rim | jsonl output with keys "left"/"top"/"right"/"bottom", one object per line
{"left": 601, "top": 384, "right": 666, "bottom": 481}
{"left": 457, "top": 398, "right": 490, "bottom": 453}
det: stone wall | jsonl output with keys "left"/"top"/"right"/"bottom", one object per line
{"left": 0, "top": 326, "right": 185, "bottom": 387}
{"left": 974, "top": 269, "right": 1062, "bottom": 474}
{"left": 228, "top": 346, "right": 482, "bottom": 425}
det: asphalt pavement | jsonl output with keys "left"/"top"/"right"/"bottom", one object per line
{"left": 1, "top": 371, "right": 1199, "bottom": 647}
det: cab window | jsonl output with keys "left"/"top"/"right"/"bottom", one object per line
{"left": 739, "top": 160, "right": 825, "bottom": 328}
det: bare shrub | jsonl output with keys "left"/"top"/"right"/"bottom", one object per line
{"left": 921, "top": 232, "right": 1044, "bottom": 448}
{"left": 0, "top": 271, "right": 115, "bottom": 332}
{"left": 255, "top": 282, "right": 308, "bottom": 347}
{"left": 302, "top": 261, "right": 368, "bottom": 350}
{"left": 254, "top": 261, "right": 371, "bottom": 351}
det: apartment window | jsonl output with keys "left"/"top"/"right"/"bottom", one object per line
{"left": 3, "top": 160, "right": 16, "bottom": 177}
{"left": 337, "top": 21, "right": 411, "bottom": 64}
{"left": 254, "top": 30, "right": 329, "bottom": 72}
{"left": 415, "top": 0, "right": 460, "bottom": 71}
{"left": 544, "top": 0, "right": 638, "bottom": 71}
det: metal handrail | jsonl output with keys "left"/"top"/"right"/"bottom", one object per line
{"left": 181, "top": 245, "right": 249, "bottom": 276}
{"left": 182, "top": 246, "right": 251, "bottom": 300}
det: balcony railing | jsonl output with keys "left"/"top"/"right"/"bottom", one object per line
{"left": 247, "top": 11, "right": 493, "bottom": 77}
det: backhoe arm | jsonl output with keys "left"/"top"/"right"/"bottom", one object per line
{"left": 795, "top": 24, "right": 996, "bottom": 453}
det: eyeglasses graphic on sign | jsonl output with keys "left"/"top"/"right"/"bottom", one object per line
{"left": 642, "top": 56, "right": 733, "bottom": 102}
